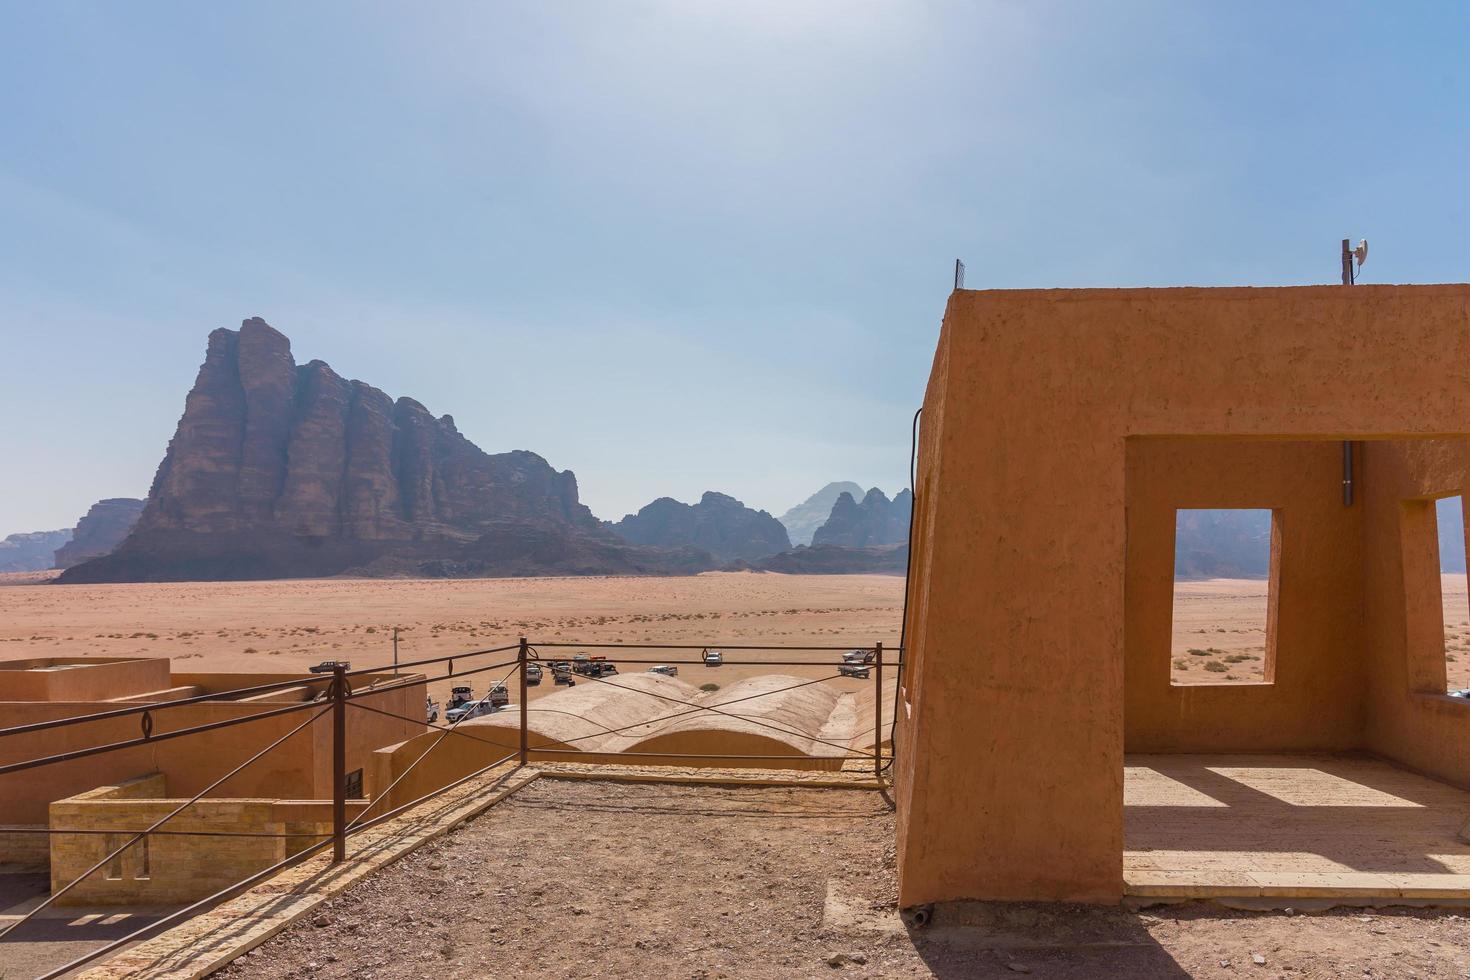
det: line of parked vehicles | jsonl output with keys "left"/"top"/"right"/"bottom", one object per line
{"left": 419, "top": 647, "right": 875, "bottom": 726}
{"left": 838, "top": 648, "right": 876, "bottom": 678}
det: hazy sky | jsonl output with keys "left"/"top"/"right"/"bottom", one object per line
{"left": 3, "top": 3, "right": 1469, "bottom": 533}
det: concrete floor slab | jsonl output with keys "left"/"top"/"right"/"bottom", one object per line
{"left": 1125, "top": 753, "right": 1470, "bottom": 903}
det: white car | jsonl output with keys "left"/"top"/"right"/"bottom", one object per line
{"left": 648, "top": 665, "right": 679, "bottom": 677}
{"left": 445, "top": 697, "right": 496, "bottom": 724}
{"left": 703, "top": 650, "right": 723, "bottom": 667}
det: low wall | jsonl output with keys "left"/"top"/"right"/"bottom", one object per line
{"left": 48, "top": 773, "right": 364, "bottom": 906}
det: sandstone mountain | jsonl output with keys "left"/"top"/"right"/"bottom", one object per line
{"left": 1173, "top": 509, "right": 1272, "bottom": 579}
{"left": 608, "top": 491, "right": 790, "bottom": 562}
{"left": 731, "top": 542, "right": 909, "bottom": 575}
{"left": 0, "top": 529, "right": 71, "bottom": 573}
{"left": 777, "top": 481, "right": 863, "bottom": 547}
{"left": 53, "top": 498, "right": 145, "bottom": 569}
{"left": 812, "top": 487, "right": 912, "bottom": 549}
{"left": 60, "top": 318, "right": 705, "bottom": 582}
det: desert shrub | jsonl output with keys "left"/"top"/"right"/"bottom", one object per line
{"left": 1172, "top": 659, "right": 1189, "bottom": 670}
{"left": 1187, "top": 648, "right": 1209, "bottom": 657}
{"left": 699, "top": 683, "right": 720, "bottom": 692}
{"left": 1203, "top": 660, "right": 1228, "bottom": 672}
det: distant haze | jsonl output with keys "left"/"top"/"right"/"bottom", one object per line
{"left": 5, "top": 5, "right": 1470, "bottom": 531}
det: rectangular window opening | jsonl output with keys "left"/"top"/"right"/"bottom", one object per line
{"left": 104, "top": 834, "right": 124, "bottom": 880}
{"left": 135, "top": 834, "right": 151, "bottom": 880}
{"left": 1170, "top": 509, "right": 1278, "bottom": 686}
{"left": 344, "top": 768, "right": 364, "bottom": 800}
{"left": 1436, "top": 496, "right": 1469, "bottom": 696}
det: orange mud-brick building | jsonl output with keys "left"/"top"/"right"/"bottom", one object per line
{"left": 0, "top": 656, "right": 425, "bottom": 868}
{"left": 895, "top": 284, "right": 1470, "bottom": 907}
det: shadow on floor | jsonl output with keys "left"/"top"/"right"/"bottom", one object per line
{"left": 904, "top": 902, "right": 1193, "bottom": 979}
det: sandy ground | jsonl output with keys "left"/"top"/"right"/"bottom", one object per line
{"left": 5, "top": 571, "right": 1468, "bottom": 696}
{"left": 0, "top": 573, "right": 906, "bottom": 713}
{"left": 1170, "top": 574, "right": 1470, "bottom": 690}
{"left": 220, "top": 778, "right": 1470, "bottom": 980}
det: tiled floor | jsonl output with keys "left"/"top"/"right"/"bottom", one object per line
{"left": 1125, "top": 753, "right": 1470, "bottom": 899}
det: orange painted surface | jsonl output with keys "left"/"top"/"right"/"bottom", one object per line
{"left": 0, "top": 657, "right": 171, "bottom": 702}
{"left": 0, "top": 660, "right": 425, "bottom": 825}
{"left": 896, "top": 284, "right": 1470, "bottom": 907}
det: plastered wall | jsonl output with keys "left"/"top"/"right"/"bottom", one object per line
{"left": 896, "top": 284, "right": 1470, "bottom": 907}
{"left": 0, "top": 671, "right": 425, "bottom": 825}
{"left": 1124, "top": 439, "right": 1365, "bottom": 752}
{"left": 48, "top": 773, "right": 365, "bottom": 905}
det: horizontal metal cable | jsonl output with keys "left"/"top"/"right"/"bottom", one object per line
{"left": 0, "top": 703, "right": 330, "bottom": 943}
{"left": 343, "top": 661, "right": 521, "bottom": 832}
{"left": 526, "top": 648, "right": 866, "bottom": 756}
{"left": 0, "top": 698, "right": 322, "bottom": 778}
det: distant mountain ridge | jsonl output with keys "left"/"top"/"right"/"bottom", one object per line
{"left": 607, "top": 491, "right": 790, "bottom": 562}
{"left": 0, "top": 530, "right": 71, "bottom": 573}
{"left": 54, "top": 498, "right": 145, "bottom": 569}
{"left": 1173, "top": 509, "right": 1271, "bottom": 579}
{"left": 778, "top": 482, "right": 863, "bottom": 547}
{"left": 813, "top": 487, "right": 912, "bottom": 549}
{"left": 61, "top": 318, "right": 702, "bottom": 582}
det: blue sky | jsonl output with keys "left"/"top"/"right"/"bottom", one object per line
{"left": 3, "top": 2, "right": 1468, "bottom": 533}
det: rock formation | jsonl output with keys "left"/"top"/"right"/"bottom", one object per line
{"left": 777, "top": 481, "right": 863, "bottom": 547}
{"left": 60, "top": 318, "right": 706, "bottom": 582}
{"left": 53, "top": 498, "right": 145, "bottom": 568}
{"left": 732, "top": 542, "right": 909, "bottom": 575}
{"left": 0, "top": 530, "right": 71, "bottom": 573}
{"left": 811, "top": 487, "right": 912, "bottom": 549}
{"left": 608, "top": 491, "right": 790, "bottom": 563}
{"left": 1173, "top": 509, "right": 1273, "bottom": 579}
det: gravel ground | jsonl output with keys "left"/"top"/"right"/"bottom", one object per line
{"left": 220, "top": 779, "right": 1470, "bottom": 979}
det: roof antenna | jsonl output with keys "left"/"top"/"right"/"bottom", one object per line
{"left": 1339, "top": 236, "right": 1367, "bottom": 508}
{"left": 1340, "top": 238, "right": 1368, "bottom": 285}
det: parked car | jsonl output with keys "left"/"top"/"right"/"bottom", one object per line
{"left": 445, "top": 697, "right": 495, "bottom": 724}
{"left": 446, "top": 685, "right": 474, "bottom": 711}
{"left": 839, "top": 662, "right": 870, "bottom": 679}
{"left": 554, "top": 670, "right": 577, "bottom": 686}
{"left": 1450, "top": 689, "right": 1470, "bottom": 700}
{"left": 525, "top": 663, "right": 543, "bottom": 686}
{"left": 309, "top": 660, "right": 352, "bottom": 674}
{"left": 648, "top": 665, "right": 679, "bottom": 677}
{"left": 488, "top": 683, "right": 510, "bottom": 708}
{"left": 574, "top": 655, "right": 613, "bottom": 676}
{"left": 843, "top": 649, "right": 876, "bottom": 665}
{"left": 703, "top": 650, "right": 724, "bottom": 667}
{"left": 426, "top": 697, "right": 440, "bottom": 724}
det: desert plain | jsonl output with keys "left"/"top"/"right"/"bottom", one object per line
{"left": 2, "top": 571, "right": 1466, "bottom": 700}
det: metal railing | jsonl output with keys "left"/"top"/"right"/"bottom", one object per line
{"left": 0, "top": 637, "right": 900, "bottom": 978}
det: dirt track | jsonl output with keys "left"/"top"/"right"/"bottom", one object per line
{"left": 221, "top": 779, "right": 1470, "bottom": 980}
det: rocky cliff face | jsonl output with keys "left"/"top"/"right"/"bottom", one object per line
{"left": 1174, "top": 509, "right": 1273, "bottom": 579}
{"left": 777, "top": 481, "right": 863, "bottom": 547}
{"left": 812, "top": 487, "right": 912, "bottom": 549}
{"left": 60, "top": 318, "right": 696, "bottom": 582}
{"left": 0, "top": 530, "right": 71, "bottom": 573}
{"left": 608, "top": 491, "right": 791, "bottom": 562}
{"left": 731, "top": 542, "right": 908, "bottom": 575}
{"left": 53, "top": 498, "right": 145, "bottom": 568}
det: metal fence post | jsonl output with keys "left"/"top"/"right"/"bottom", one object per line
{"left": 518, "top": 636, "right": 529, "bottom": 767}
{"left": 873, "top": 641, "right": 884, "bottom": 780}
{"left": 332, "top": 663, "right": 347, "bottom": 864}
